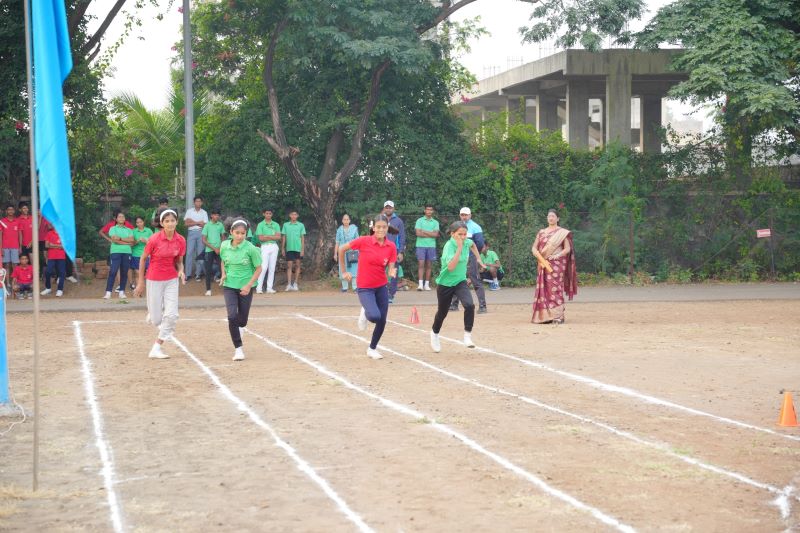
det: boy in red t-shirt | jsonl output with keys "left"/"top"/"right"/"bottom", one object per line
{"left": 17, "top": 202, "right": 33, "bottom": 262}
{"left": 11, "top": 254, "right": 34, "bottom": 299}
{"left": 41, "top": 228, "right": 66, "bottom": 297}
{"left": 0, "top": 204, "right": 22, "bottom": 275}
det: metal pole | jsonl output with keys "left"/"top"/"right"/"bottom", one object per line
{"left": 769, "top": 208, "right": 776, "bottom": 280}
{"left": 23, "top": 0, "right": 42, "bottom": 491}
{"left": 183, "top": 0, "right": 195, "bottom": 211}
{"left": 629, "top": 213, "right": 634, "bottom": 284}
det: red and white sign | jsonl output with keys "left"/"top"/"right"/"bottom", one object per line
{"left": 756, "top": 229, "right": 771, "bottom": 238}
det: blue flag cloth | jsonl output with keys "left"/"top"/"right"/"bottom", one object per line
{"left": 32, "top": 0, "right": 75, "bottom": 260}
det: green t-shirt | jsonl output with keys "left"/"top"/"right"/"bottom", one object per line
{"left": 480, "top": 250, "right": 504, "bottom": 273}
{"left": 435, "top": 238, "right": 473, "bottom": 287}
{"left": 202, "top": 220, "right": 226, "bottom": 252}
{"left": 255, "top": 220, "right": 281, "bottom": 246}
{"left": 131, "top": 227, "right": 153, "bottom": 257}
{"left": 414, "top": 216, "right": 440, "bottom": 248}
{"left": 281, "top": 221, "right": 306, "bottom": 252}
{"left": 108, "top": 225, "right": 134, "bottom": 255}
{"left": 220, "top": 239, "right": 262, "bottom": 289}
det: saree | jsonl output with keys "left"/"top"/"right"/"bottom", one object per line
{"left": 531, "top": 227, "right": 577, "bottom": 324}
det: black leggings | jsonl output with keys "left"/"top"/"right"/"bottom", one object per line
{"left": 223, "top": 287, "right": 254, "bottom": 348}
{"left": 433, "top": 281, "right": 474, "bottom": 334}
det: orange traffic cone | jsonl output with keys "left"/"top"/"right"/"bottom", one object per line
{"left": 778, "top": 392, "right": 798, "bottom": 427}
{"left": 410, "top": 306, "right": 420, "bottom": 324}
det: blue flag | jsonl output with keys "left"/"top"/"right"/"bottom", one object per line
{"left": 32, "top": 0, "right": 75, "bottom": 260}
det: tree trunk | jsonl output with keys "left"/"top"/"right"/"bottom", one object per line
{"left": 309, "top": 196, "right": 339, "bottom": 276}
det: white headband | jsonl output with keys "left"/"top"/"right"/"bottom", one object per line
{"left": 159, "top": 209, "right": 177, "bottom": 222}
{"left": 231, "top": 218, "right": 249, "bottom": 229}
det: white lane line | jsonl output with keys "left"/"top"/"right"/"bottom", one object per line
{"left": 243, "top": 327, "right": 636, "bottom": 533}
{"left": 301, "top": 314, "right": 798, "bottom": 519}
{"left": 78, "top": 315, "right": 352, "bottom": 325}
{"left": 73, "top": 321, "right": 125, "bottom": 533}
{"left": 169, "top": 336, "right": 373, "bottom": 533}
{"left": 387, "top": 319, "right": 800, "bottom": 443}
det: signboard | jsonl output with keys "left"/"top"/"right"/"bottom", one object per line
{"left": 756, "top": 229, "right": 771, "bottom": 238}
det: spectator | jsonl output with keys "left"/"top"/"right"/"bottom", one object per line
{"left": 150, "top": 197, "right": 169, "bottom": 229}
{"left": 255, "top": 207, "right": 281, "bottom": 294}
{"left": 17, "top": 202, "right": 33, "bottom": 262}
{"left": 0, "top": 204, "right": 21, "bottom": 275}
{"left": 281, "top": 209, "right": 306, "bottom": 291}
{"left": 382, "top": 200, "right": 405, "bottom": 303}
{"left": 480, "top": 242, "right": 504, "bottom": 290}
{"left": 414, "top": 204, "right": 439, "bottom": 291}
{"left": 201, "top": 208, "right": 226, "bottom": 296}
{"left": 11, "top": 253, "right": 33, "bottom": 299}
{"left": 451, "top": 207, "right": 487, "bottom": 314}
{"left": 184, "top": 195, "right": 208, "bottom": 281}
{"left": 334, "top": 213, "right": 359, "bottom": 292}
{"left": 130, "top": 215, "right": 153, "bottom": 291}
{"left": 41, "top": 227, "right": 66, "bottom": 297}
{"left": 102, "top": 211, "right": 134, "bottom": 299}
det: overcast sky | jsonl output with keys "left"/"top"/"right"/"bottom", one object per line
{"left": 90, "top": 0, "right": 701, "bottom": 123}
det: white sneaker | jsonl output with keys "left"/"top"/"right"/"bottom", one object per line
{"left": 291, "top": 283, "right": 299, "bottom": 291}
{"left": 463, "top": 332, "right": 475, "bottom": 348}
{"left": 233, "top": 347, "right": 245, "bottom": 361}
{"left": 285, "top": 284, "right": 292, "bottom": 292}
{"left": 366, "top": 347, "right": 383, "bottom": 360}
{"left": 256, "top": 288, "right": 263, "bottom": 294}
{"left": 205, "top": 290, "right": 212, "bottom": 296}
{"left": 145, "top": 313, "right": 151, "bottom": 324}
{"left": 66, "top": 275, "right": 78, "bottom": 283}
{"left": 56, "top": 290, "right": 63, "bottom": 297}
{"left": 118, "top": 291, "right": 127, "bottom": 298}
{"left": 40, "top": 288, "right": 51, "bottom": 296}
{"left": 417, "top": 283, "right": 424, "bottom": 291}
{"left": 266, "top": 288, "right": 276, "bottom": 294}
{"left": 424, "top": 283, "right": 432, "bottom": 291}
{"left": 103, "top": 291, "right": 111, "bottom": 299}
{"left": 148, "top": 343, "right": 169, "bottom": 359}
{"left": 430, "top": 331, "right": 441, "bottom": 353}
{"left": 357, "top": 307, "right": 367, "bottom": 331}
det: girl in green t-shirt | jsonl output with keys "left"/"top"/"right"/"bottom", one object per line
{"left": 103, "top": 211, "right": 135, "bottom": 299}
{"left": 219, "top": 218, "right": 262, "bottom": 361}
{"left": 130, "top": 216, "right": 153, "bottom": 291}
{"left": 430, "top": 221, "right": 485, "bottom": 353}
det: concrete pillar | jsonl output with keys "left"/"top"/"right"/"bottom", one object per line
{"left": 566, "top": 81, "right": 589, "bottom": 149}
{"left": 506, "top": 96, "right": 524, "bottom": 125}
{"left": 640, "top": 95, "right": 662, "bottom": 153}
{"left": 605, "top": 55, "right": 632, "bottom": 146}
{"left": 536, "top": 94, "right": 559, "bottom": 132}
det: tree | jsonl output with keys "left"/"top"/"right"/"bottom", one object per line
{"left": 190, "top": 0, "right": 640, "bottom": 274}
{"left": 637, "top": 0, "right": 800, "bottom": 162}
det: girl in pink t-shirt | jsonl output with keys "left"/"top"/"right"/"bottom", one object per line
{"left": 133, "top": 208, "right": 186, "bottom": 359}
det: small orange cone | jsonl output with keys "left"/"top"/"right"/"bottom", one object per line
{"left": 778, "top": 392, "right": 798, "bottom": 427}
{"left": 410, "top": 306, "right": 420, "bottom": 324}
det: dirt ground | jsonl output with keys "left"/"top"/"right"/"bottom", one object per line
{"left": 1, "top": 297, "right": 799, "bottom": 532}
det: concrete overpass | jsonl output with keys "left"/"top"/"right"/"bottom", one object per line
{"left": 456, "top": 49, "right": 687, "bottom": 152}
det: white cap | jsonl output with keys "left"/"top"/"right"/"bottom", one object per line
{"left": 459, "top": 207, "right": 471, "bottom": 215}
{"left": 384, "top": 200, "right": 394, "bottom": 208}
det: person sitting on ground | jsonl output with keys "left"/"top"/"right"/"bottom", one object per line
{"left": 11, "top": 254, "right": 33, "bottom": 299}
{"left": 479, "top": 241, "right": 504, "bottom": 290}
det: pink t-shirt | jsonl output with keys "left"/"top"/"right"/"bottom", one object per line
{"left": 143, "top": 230, "right": 186, "bottom": 281}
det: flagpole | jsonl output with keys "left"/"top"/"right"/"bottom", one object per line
{"left": 183, "top": 0, "right": 195, "bottom": 210}
{"left": 23, "top": 0, "right": 41, "bottom": 491}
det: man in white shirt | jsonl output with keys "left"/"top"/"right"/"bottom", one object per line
{"left": 184, "top": 195, "right": 209, "bottom": 281}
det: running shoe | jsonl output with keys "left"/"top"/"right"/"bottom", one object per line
{"left": 148, "top": 343, "right": 169, "bottom": 359}
{"left": 366, "top": 347, "right": 383, "bottom": 360}
{"left": 463, "top": 332, "right": 475, "bottom": 348}
{"left": 430, "top": 331, "right": 441, "bottom": 353}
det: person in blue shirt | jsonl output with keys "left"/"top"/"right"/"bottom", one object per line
{"left": 450, "top": 207, "right": 487, "bottom": 313}
{"left": 382, "top": 200, "right": 405, "bottom": 303}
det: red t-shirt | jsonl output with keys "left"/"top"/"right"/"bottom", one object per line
{"left": 0, "top": 217, "right": 20, "bottom": 249}
{"left": 38, "top": 216, "right": 51, "bottom": 240}
{"left": 100, "top": 219, "right": 134, "bottom": 234}
{"left": 11, "top": 264, "right": 33, "bottom": 284}
{"left": 17, "top": 215, "right": 33, "bottom": 246}
{"left": 45, "top": 229, "right": 66, "bottom": 260}
{"left": 349, "top": 235, "right": 397, "bottom": 289}
{"left": 144, "top": 230, "right": 186, "bottom": 281}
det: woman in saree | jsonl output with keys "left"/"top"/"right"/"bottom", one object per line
{"left": 531, "top": 209, "right": 577, "bottom": 324}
